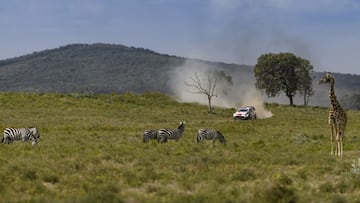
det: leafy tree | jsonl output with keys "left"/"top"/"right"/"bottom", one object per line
{"left": 254, "top": 52, "right": 314, "bottom": 105}
{"left": 298, "top": 66, "right": 314, "bottom": 106}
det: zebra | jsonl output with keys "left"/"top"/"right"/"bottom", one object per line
{"left": 157, "top": 122, "right": 185, "bottom": 143}
{"left": 2, "top": 127, "right": 40, "bottom": 145}
{"left": 197, "top": 129, "right": 225, "bottom": 145}
{"left": 143, "top": 129, "right": 158, "bottom": 143}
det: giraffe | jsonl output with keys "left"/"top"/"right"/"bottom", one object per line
{"left": 318, "top": 72, "right": 347, "bottom": 156}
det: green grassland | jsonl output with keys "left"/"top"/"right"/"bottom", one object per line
{"left": 0, "top": 92, "right": 359, "bottom": 202}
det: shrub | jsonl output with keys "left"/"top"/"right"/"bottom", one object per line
{"left": 331, "top": 194, "right": 347, "bottom": 203}
{"left": 257, "top": 183, "right": 298, "bottom": 203}
{"left": 43, "top": 174, "right": 59, "bottom": 184}
{"left": 296, "top": 169, "right": 308, "bottom": 180}
{"left": 277, "top": 174, "right": 293, "bottom": 186}
{"left": 231, "top": 168, "right": 257, "bottom": 181}
{"left": 319, "top": 182, "right": 335, "bottom": 193}
{"left": 22, "top": 170, "right": 38, "bottom": 181}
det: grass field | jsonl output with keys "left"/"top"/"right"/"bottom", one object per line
{"left": 0, "top": 92, "right": 359, "bottom": 203}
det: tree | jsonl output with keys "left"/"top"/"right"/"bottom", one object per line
{"left": 185, "top": 72, "right": 218, "bottom": 113}
{"left": 298, "top": 70, "right": 314, "bottom": 106}
{"left": 254, "top": 52, "right": 314, "bottom": 105}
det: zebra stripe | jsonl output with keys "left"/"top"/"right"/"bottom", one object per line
{"left": 197, "top": 129, "right": 225, "bottom": 145}
{"left": 157, "top": 122, "right": 185, "bottom": 143}
{"left": 2, "top": 127, "right": 40, "bottom": 145}
{"left": 143, "top": 129, "right": 158, "bottom": 143}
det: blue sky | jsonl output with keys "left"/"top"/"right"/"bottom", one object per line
{"left": 1, "top": 0, "right": 360, "bottom": 74}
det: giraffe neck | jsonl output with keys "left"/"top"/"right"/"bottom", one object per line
{"left": 329, "top": 82, "right": 340, "bottom": 109}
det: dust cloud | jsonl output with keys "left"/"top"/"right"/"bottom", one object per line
{"left": 168, "top": 60, "right": 273, "bottom": 119}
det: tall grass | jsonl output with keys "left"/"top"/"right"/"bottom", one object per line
{"left": 0, "top": 92, "right": 359, "bottom": 202}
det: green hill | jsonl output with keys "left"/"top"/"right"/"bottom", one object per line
{"left": 0, "top": 43, "right": 251, "bottom": 94}
{"left": 0, "top": 92, "right": 359, "bottom": 202}
{"left": 0, "top": 43, "right": 181, "bottom": 93}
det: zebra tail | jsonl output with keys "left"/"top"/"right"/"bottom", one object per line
{"left": 1, "top": 136, "right": 3, "bottom": 144}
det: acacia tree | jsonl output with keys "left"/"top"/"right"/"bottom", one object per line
{"left": 185, "top": 72, "right": 218, "bottom": 113}
{"left": 298, "top": 70, "right": 314, "bottom": 106}
{"left": 254, "top": 52, "right": 314, "bottom": 105}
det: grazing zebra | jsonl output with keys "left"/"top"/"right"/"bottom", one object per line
{"left": 2, "top": 127, "right": 40, "bottom": 145}
{"left": 157, "top": 122, "right": 185, "bottom": 143}
{"left": 143, "top": 129, "right": 158, "bottom": 143}
{"left": 197, "top": 129, "right": 225, "bottom": 145}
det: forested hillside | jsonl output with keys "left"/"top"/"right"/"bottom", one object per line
{"left": 0, "top": 43, "right": 251, "bottom": 94}
{"left": 0, "top": 43, "right": 358, "bottom": 108}
{"left": 0, "top": 44, "right": 181, "bottom": 93}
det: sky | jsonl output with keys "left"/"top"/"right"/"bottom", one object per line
{"left": 1, "top": 0, "right": 360, "bottom": 75}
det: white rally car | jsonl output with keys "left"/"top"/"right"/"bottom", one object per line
{"left": 233, "top": 106, "right": 257, "bottom": 120}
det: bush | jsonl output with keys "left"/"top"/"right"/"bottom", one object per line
{"left": 43, "top": 174, "right": 59, "bottom": 184}
{"left": 231, "top": 168, "right": 257, "bottom": 181}
{"left": 257, "top": 183, "right": 298, "bottom": 203}
{"left": 22, "top": 170, "right": 38, "bottom": 181}
{"left": 319, "top": 182, "right": 335, "bottom": 193}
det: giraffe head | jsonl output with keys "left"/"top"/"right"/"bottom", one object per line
{"left": 318, "top": 72, "right": 335, "bottom": 85}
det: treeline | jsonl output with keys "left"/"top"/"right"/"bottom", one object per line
{"left": 340, "top": 94, "right": 360, "bottom": 110}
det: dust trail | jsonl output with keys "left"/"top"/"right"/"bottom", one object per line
{"left": 168, "top": 60, "right": 273, "bottom": 119}
{"left": 234, "top": 87, "right": 273, "bottom": 119}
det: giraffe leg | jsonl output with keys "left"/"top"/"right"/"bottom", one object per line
{"left": 339, "top": 136, "right": 343, "bottom": 157}
{"left": 335, "top": 123, "right": 345, "bottom": 157}
{"left": 329, "top": 124, "right": 335, "bottom": 155}
{"left": 335, "top": 128, "right": 342, "bottom": 157}
{"left": 339, "top": 129, "right": 344, "bottom": 157}
{"left": 336, "top": 136, "right": 340, "bottom": 156}
{"left": 335, "top": 132, "right": 338, "bottom": 156}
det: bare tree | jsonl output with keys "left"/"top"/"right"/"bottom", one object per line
{"left": 185, "top": 72, "right": 217, "bottom": 113}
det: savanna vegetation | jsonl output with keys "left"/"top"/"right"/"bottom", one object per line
{"left": 0, "top": 92, "right": 359, "bottom": 202}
